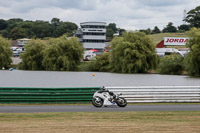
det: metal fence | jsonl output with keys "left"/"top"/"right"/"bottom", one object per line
{"left": 0, "top": 86, "right": 200, "bottom": 103}
{"left": 106, "top": 86, "right": 200, "bottom": 103}
{"left": 0, "top": 87, "right": 99, "bottom": 103}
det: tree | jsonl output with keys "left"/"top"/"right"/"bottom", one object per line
{"left": 178, "top": 24, "right": 190, "bottom": 32}
{"left": 184, "top": 28, "right": 200, "bottom": 77}
{"left": 10, "top": 27, "right": 26, "bottom": 40}
{"left": 51, "top": 18, "right": 60, "bottom": 27}
{"left": 32, "top": 20, "right": 54, "bottom": 38}
{"left": 0, "top": 19, "right": 7, "bottom": 30}
{"left": 139, "top": 28, "right": 151, "bottom": 35}
{"left": 111, "top": 32, "right": 158, "bottom": 73}
{"left": 158, "top": 53, "right": 184, "bottom": 75}
{"left": 19, "top": 39, "right": 46, "bottom": 70}
{"left": 53, "top": 22, "right": 78, "bottom": 37}
{"left": 162, "top": 22, "right": 177, "bottom": 33}
{"left": 42, "top": 36, "right": 84, "bottom": 71}
{"left": 84, "top": 52, "right": 111, "bottom": 72}
{"left": 19, "top": 21, "right": 34, "bottom": 38}
{"left": 106, "top": 23, "right": 118, "bottom": 39}
{"left": 7, "top": 18, "right": 24, "bottom": 32}
{"left": 119, "top": 28, "right": 126, "bottom": 36}
{"left": 184, "top": 6, "right": 200, "bottom": 28}
{"left": 151, "top": 26, "right": 161, "bottom": 34}
{"left": 0, "top": 18, "right": 78, "bottom": 39}
{"left": 0, "top": 36, "right": 12, "bottom": 69}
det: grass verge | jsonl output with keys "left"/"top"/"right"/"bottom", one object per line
{"left": 0, "top": 111, "right": 200, "bottom": 133}
{"left": 149, "top": 33, "right": 188, "bottom": 45}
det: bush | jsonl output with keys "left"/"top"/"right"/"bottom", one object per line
{"left": 78, "top": 52, "right": 111, "bottom": 72}
{"left": 42, "top": 36, "right": 84, "bottom": 71}
{"left": 19, "top": 39, "right": 46, "bottom": 70}
{"left": 111, "top": 32, "right": 158, "bottom": 73}
{"left": 19, "top": 36, "right": 84, "bottom": 71}
{"left": 184, "top": 28, "right": 200, "bottom": 77}
{"left": 0, "top": 36, "right": 12, "bottom": 69}
{"left": 94, "top": 52, "right": 111, "bottom": 72}
{"left": 158, "top": 53, "right": 184, "bottom": 75}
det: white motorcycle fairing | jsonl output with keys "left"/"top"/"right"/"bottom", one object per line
{"left": 93, "top": 91, "right": 117, "bottom": 106}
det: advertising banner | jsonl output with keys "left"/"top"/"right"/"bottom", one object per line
{"left": 164, "top": 37, "right": 189, "bottom": 46}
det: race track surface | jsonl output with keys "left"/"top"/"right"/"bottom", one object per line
{"left": 1, "top": 104, "right": 200, "bottom": 113}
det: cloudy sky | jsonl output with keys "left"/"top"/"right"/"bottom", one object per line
{"left": 0, "top": 0, "right": 200, "bottom": 30}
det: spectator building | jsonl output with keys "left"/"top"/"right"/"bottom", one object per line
{"left": 75, "top": 22, "right": 106, "bottom": 54}
{"left": 17, "top": 38, "right": 31, "bottom": 47}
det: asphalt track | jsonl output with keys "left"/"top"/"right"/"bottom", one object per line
{"left": 1, "top": 104, "right": 200, "bottom": 113}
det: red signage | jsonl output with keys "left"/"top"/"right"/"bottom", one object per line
{"left": 164, "top": 37, "right": 189, "bottom": 46}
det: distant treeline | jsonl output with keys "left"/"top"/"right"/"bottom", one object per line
{"left": 0, "top": 18, "right": 191, "bottom": 40}
{"left": 139, "top": 22, "right": 191, "bottom": 35}
{"left": 0, "top": 18, "right": 125, "bottom": 40}
{"left": 0, "top": 18, "right": 78, "bottom": 40}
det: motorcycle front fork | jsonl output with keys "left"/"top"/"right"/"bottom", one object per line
{"left": 108, "top": 98, "right": 116, "bottom": 103}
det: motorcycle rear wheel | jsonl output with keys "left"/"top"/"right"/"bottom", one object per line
{"left": 92, "top": 97, "right": 103, "bottom": 107}
{"left": 116, "top": 97, "right": 127, "bottom": 107}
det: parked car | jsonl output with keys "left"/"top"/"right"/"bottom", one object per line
{"left": 83, "top": 50, "right": 96, "bottom": 61}
{"left": 156, "top": 48, "right": 184, "bottom": 57}
{"left": 13, "top": 51, "right": 20, "bottom": 57}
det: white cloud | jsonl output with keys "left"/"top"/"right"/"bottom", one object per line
{"left": 0, "top": 0, "right": 200, "bottom": 30}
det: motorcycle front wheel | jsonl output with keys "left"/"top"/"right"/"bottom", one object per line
{"left": 116, "top": 97, "right": 127, "bottom": 107}
{"left": 92, "top": 97, "right": 103, "bottom": 107}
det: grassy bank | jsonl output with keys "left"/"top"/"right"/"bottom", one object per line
{"left": 149, "top": 33, "right": 188, "bottom": 45}
{"left": 0, "top": 111, "right": 200, "bottom": 133}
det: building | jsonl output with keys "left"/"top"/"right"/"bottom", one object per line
{"left": 75, "top": 22, "right": 106, "bottom": 54}
{"left": 17, "top": 38, "right": 31, "bottom": 47}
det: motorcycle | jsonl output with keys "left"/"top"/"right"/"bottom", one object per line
{"left": 92, "top": 86, "right": 127, "bottom": 107}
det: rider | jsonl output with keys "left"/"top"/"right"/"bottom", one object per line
{"left": 99, "top": 86, "right": 108, "bottom": 93}
{"left": 99, "top": 86, "right": 115, "bottom": 97}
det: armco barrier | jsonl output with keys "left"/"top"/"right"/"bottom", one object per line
{"left": 1, "top": 86, "right": 200, "bottom": 103}
{"left": 0, "top": 87, "right": 99, "bottom": 103}
{"left": 106, "top": 86, "right": 200, "bottom": 103}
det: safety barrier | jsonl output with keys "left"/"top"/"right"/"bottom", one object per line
{"left": 106, "top": 86, "right": 200, "bottom": 103}
{"left": 1, "top": 86, "right": 200, "bottom": 103}
{"left": 0, "top": 87, "right": 99, "bottom": 103}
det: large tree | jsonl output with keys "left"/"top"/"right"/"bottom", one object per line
{"left": 158, "top": 53, "right": 183, "bottom": 75}
{"left": 0, "top": 19, "right": 7, "bottom": 30}
{"left": 53, "top": 22, "right": 78, "bottom": 37}
{"left": 31, "top": 20, "right": 54, "bottom": 38}
{"left": 19, "top": 39, "right": 46, "bottom": 70}
{"left": 162, "top": 22, "right": 177, "bottom": 33}
{"left": 151, "top": 26, "right": 161, "bottom": 34}
{"left": 51, "top": 18, "right": 60, "bottom": 27}
{"left": 184, "top": 6, "right": 200, "bottom": 28}
{"left": 184, "top": 28, "right": 200, "bottom": 77}
{"left": 139, "top": 28, "right": 151, "bottom": 35}
{"left": 106, "top": 23, "right": 118, "bottom": 39}
{"left": 178, "top": 24, "right": 191, "bottom": 32}
{"left": 10, "top": 27, "right": 26, "bottom": 40}
{"left": 111, "top": 32, "right": 158, "bottom": 73}
{"left": 42, "top": 36, "right": 84, "bottom": 71}
{"left": 0, "top": 36, "right": 12, "bottom": 69}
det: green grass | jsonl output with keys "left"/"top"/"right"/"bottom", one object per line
{"left": 149, "top": 33, "right": 188, "bottom": 46}
{"left": 0, "top": 111, "right": 200, "bottom": 133}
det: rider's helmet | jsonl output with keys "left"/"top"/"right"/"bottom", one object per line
{"left": 100, "top": 86, "right": 106, "bottom": 91}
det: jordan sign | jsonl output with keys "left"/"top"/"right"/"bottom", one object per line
{"left": 164, "top": 37, "right": 189, "bottom": 46}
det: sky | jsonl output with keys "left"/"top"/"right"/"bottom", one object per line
{"left": 0, "top": 0, "right": 200, "bottom": 30}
